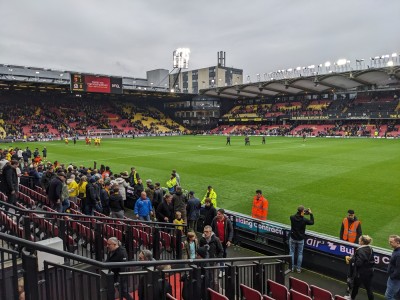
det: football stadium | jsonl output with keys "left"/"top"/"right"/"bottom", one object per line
{"left": 1, "top": 3, "right": 400, "bottom": 300}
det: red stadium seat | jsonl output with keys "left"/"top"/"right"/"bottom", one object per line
{"left": 262, "top": 296, "right": 274, "bottom": 300}
{"left": 334, "top": 296, "right": 347, "bottom": 300}
{"left": 207, "top": 288, "right": 229, "bottom": 300}
{"left": 310, "top": 285, "right": 333, "bottom": 300}
{"left": 290, "top": 289, "right": 312, "bottom": 300}
{"left": 267, "top": 279, "right": 289, "bottom": 300}
{"left": 240, "top": 283, "right": 262, "bottom": 300}
{"left": 289, "top": 276, "right": 310, "bottom": 296}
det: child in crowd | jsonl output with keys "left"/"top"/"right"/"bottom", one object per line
{"left": 173, "top": 211, "right": 185, "bottom": 232}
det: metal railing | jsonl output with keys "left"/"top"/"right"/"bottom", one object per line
{"left": 0, "top": 232, "right": 289, "bottom": 300}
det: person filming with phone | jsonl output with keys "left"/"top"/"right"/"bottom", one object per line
{"left": 289, "top": 205, "right": 314, "bottom": 273}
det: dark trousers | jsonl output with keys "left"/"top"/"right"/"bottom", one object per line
{"left": 351, "top": 271, "right": 374, "bottom": 300}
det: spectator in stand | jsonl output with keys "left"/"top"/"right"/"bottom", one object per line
{"left": 0, "top": 160, "right": 19, "bottom": 207}
{"left": 156, "top": 193, "right": 174, "bottom": 223}
{"left": 145, "top": 179, "right": 155, "bottom": 203}
{"left": 106, "top": 237, "right": 133, "bottom": 300}
{"left": 202, "top": 198, "right": 217, "bottom": 227}
{"left": 199, "top": 225, "right": 223, "bottom": 288}
{"left": 115, "top": 173, "right": 134, "bottom": 205}
{"left": 173, "top": 211, "right": 185, "bottom": 232}
{"left": 289, "top": 205, "right": 314, "bottom": 273}
{"left": 47, "top": 171, "right": 67, "bottom": 212}
{"left": 201, "top": 185, "right": 217, "bottom": 207}
{"left": 134, "top": 191, "right": 153, "bottom": 221}
{"left": 183, "top": 231, "right": 199, "bottom": 260}
{"left": 173, "top": 186, "right": 187, "bottom": 222}
{"left": 40, "top": 165, "right": 56, "bottom": 192}
{"left": 211, "top": 208, "right": 233, "bottom": 277}
{"left": 251, "top": 190, "right": 269, "bottom": 221}
{"left": 67, "top": 174, "right": 79, "bottom": 204}
{"left": 100, "top": 180, "right": 111, "bottom": 216}
{"left": 153, "top": 182, "right": 163, "bottom": 210}
{"left": 186, "top": 191, "right": 201, "bottom": 232}
{"left": 85, "top": 177, "right": 98, "bottom": 216}
{"left": 133, "top": 178, "right": 144, "bottom": 201}
{"left": 340, "top": 209, "right": 362, "bottom": 243}
{"left": 109, "top": 187, "right": 125, "bottom": 219}
{"left": 385, "top": 235, "right": 400, "bottom": 300}
{"left": 77, "top": 175, "right": 88, "bottom": 212}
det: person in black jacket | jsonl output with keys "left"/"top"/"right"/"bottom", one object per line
{"left": 153, "top": 182, "right": 164, "bottom": 210}
{"left": 109, "top": 187, "right": 125, "bottom": 219}
{"left": 47, "top": 171, "right": 66, "bottom": 212}
{"left": 0, "top": 160, "right": 19, "bottom": 207}
{"left": 40, "top": 165, "right": 56, "bottom": 192}
{"left": 202, "top": 198, "right": 217, "bottom": 227}
{"left": 85, "top": 178, "right": 98, "bottom": 215}
{"left": 106, "top": 237, "right": 133, "bottom": 300}
{"left": 156, "top": 194, "right": 174, "bottom": 223}
{"left": 289, "top": 205, "right": 314, "bottom": 273}
{"left": 345, "top": 235, "right": 375, "bottom": 300}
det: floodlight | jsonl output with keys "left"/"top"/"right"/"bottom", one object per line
{"left": 287, "top": 68, "right": 293, "bottom": 72}
{"left": 336, "top": 59, "right": 347, "bottom": 66}
{"left": 324, "top": 61, "right": 331, "bottom": 67}
{"left": 387, "top": 61, "right": 394, "bottom": 67}
{"left": 296, "top": 67, "right": 301, "bottom": 71}
{"left": 173, "top": 48, "right": 190, "bottom": 69}
{"left": 392, "top": 53, "right": 397, "bottom": 57}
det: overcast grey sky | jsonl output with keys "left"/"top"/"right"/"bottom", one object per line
{"left": 1, "top": 0, "right": 399, "bottom": 79}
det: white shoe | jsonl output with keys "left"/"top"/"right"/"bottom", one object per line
{"left": 218, "top": 271, "right": 224, "bottom": 278}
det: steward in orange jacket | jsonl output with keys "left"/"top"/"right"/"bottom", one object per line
{"left": 251, "top": 190, "right": 269, "bottom": 221}
{"left": 340, "top": 209, "right": 362, "bottom": 243}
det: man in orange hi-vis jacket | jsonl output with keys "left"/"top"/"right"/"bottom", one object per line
{"left": 251, "top": 190, "right": 269, "bottom": 220}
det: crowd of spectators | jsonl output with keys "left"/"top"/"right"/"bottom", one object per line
{"left": 0, "top": 97, "right": 186, "bottom": 139}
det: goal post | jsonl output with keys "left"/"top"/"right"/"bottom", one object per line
{"left": 87, "top": 128, "right": 114, "bottom": 138}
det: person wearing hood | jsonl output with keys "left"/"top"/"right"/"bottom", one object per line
{"left": 289, "top": 205, "right": 314, "bottom": 273}
{"left": 340, "top": 209, "right": 362, "bottom": 243}
{"left": 173, "top": 186, "right": 187, "bottom": 223}
{"left": 115, "top": 175, "right": 134, "bottom": 204}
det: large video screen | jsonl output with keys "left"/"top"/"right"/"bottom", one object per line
{"left": 70, "top": 74, "right": 122, "bottom": 94}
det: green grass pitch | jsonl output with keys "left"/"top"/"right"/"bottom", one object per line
{"left": 8, "top": 135, "right": 400, "bottom": 248}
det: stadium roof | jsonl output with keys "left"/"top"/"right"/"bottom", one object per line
{"left": 200, "top": 67, "right": 400, "bottom": 99}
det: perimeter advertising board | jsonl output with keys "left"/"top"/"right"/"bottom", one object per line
{"left": 226, "top": 211, "right": 391, "bottom": 271}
